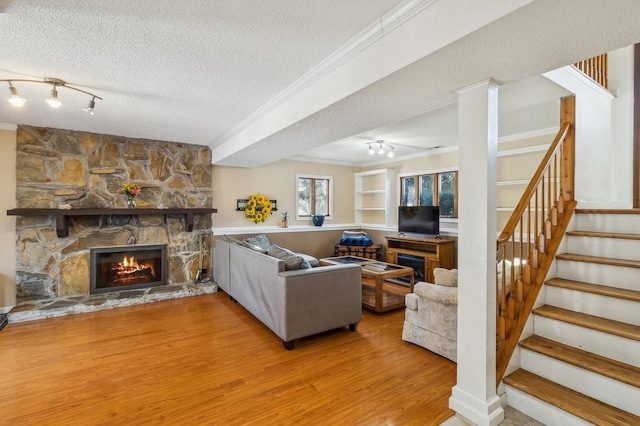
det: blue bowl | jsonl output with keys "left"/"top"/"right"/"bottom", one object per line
{"left": 312, "top": 215, "right": 325, "bottom": 226}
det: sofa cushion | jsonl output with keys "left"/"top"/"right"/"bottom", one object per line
{"left": 223, "top": 234, "right": 244, "bottom": 246}
{"left": 268, "top": 244, "right": 311, "bottom": 270}
{"left": 244, "top": 234, "right": 271, "bottom": 252}
{"left": 433, "top": 268, "right": 458, "bottom": 287}
{"left": 297, "top": 253, "right": 319, "bottom": 267}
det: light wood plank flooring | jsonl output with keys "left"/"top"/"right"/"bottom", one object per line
{"left": 0, "top": 292, "right": 456, "bottom": 425}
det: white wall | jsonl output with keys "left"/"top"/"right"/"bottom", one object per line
{"left": 0, "top": 127, "right": 16, "bottom": 312}
{"left": 609, "top": 46, "right": 635, "bottom": 207}
{"left": 212, "top": 159, "right": 358, "bottom": 231}
{"left": 544, "top": 53, "right": 633, "bottom": 208}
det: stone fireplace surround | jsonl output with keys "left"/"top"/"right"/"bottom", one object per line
{"left": 12, "top": 125, "right": 217, "bottom": 314}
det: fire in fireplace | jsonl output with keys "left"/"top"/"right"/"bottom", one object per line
{"left": 90, "top": 244, "right": 167, "bottom": 294}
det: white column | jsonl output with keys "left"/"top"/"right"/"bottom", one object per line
{"left": 448, "top": 80, "right": 503, "bottom": 426}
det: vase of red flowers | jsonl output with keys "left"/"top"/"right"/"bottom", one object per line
{"left": 118, "top": 183, "right": 141, "bottom": 208}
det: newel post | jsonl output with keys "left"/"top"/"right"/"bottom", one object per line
{"left": 561, "top": 95, "right": 576, "bottom": 202}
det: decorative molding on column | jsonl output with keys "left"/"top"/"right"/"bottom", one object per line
{"left": 449, "top": 386, "right": 504, "bottom": 426}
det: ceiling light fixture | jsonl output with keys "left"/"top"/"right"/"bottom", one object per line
{"left": 366, "top": 140, "right": 395, "bottom": 158}
{"left": 1, "top": 77, "right": 103, "bottom": 115}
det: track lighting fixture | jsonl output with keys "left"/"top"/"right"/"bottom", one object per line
{"left": 1, "top": 77, "right": 103, "bottom": 115}
{"left": 366, "top": 140, "right": 395, "bottom": 158}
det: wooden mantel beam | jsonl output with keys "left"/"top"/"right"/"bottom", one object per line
{"left": 7, "top": 208, "right": 217, "bottom": 237}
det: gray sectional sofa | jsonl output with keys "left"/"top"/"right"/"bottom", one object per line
{"left": 213, "top": 238, "right": 363, "bottom": 349}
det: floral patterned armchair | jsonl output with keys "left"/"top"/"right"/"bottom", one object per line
{"left": 401, "top": 268, "right": 458, "bottom": 362}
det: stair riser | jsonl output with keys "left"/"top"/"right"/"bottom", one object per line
{"left": 520, "top": 348, "right": 640, "bottom": 415}
{"left": 557, "top": 260, "right": 640, "bottom": 291}
{"left": 505, "top": 386, "right": 592, "bottom": 426}
{"left": 534, "top": 315, "right": 640, "bottom": 367}
{"left": 576, "top": 213, "right": 640, "bottom": 234}
{"left": 546, "top": 286, "right": 640, "bottom": 326}
{"left": 567, "top": 235, "right": 640, "bottom": 261}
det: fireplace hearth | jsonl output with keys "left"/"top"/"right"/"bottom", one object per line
{"left": 90, "top": 245, "right": 167, "bottom": 294}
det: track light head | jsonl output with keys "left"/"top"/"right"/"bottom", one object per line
{"left": 7, "top": 84, "right": 25, "bottom": 107}
{"left": 46, "top": 86, "right": 62, "bottom": 108}
{"left": 83, "top": 97, "right": 96, "bottom": 115}
{"left": 367, "top": 143, "right": 375, "bottom": 155}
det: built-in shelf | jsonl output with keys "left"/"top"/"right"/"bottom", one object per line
{"left": 354, "top": 168, "right": 396, "bottom": 227}
{"left": 6, "top": 208, "right": 218, "bottom": 237}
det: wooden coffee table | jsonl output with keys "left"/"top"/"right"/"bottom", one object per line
{"left": 319, "top": 256, "right": 415, "bottom": 313}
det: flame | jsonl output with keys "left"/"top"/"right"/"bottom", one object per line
{"left": 115, "top": 255, "right": 155, "bottom": 278}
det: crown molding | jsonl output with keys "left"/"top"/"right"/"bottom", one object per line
{"left": 498, "top": 126, "right": 558, "bottom": 143}
{"left": 0, "top": 123, "right": 17, "bottom": 131}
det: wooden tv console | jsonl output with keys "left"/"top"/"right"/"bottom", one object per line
{"left": 385, "top": 236, "right": 455, "bottom": 284}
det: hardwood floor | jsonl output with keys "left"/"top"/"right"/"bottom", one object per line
{"left": 0, "top": 292, "right": 456, "bottom": 425}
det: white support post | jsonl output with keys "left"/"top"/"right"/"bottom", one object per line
{"left": 448, "top": 80, "right": 503, "bottom": 426}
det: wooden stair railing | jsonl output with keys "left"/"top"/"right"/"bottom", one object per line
{"left": 574, "top": 53, "right": 608, "bottom": 89}
{"left": 495, "top": 96, "right": 576, "bottom": 384}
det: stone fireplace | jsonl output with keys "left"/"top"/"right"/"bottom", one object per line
{"left": 13, "top": 125, "right": 214, "bottom": 304}
{"left": 90, "top": 244, "right": 167, "bottom": 294}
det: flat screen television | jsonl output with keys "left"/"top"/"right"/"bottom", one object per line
{"left": 398, "top": 206, "right": 440, "bottom": 237}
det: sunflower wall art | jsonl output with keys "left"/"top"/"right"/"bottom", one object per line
{"left": 245, "top": 193, "right": 273, "bottom": 224}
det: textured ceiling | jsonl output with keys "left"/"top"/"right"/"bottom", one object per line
{"left": 1, "top": 0, "right": 640, "bottom": 168}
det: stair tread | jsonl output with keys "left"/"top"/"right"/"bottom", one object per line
{"left": 504, "top": 369, "right": 640, "bottom": 425}
{"left": 556, "top": 253, "right": 640, "bottom": 269}
{"left": 546, "top": 278, "right": 640, "bottom": 302}
{"left": 520, "top": 335, "right": 640, "bottom": 387}
{"left": 566, "top": 230, "right": 640, "bottom": 240}
{"left": 533, "top": 305, "right": 640, "bottom": 341}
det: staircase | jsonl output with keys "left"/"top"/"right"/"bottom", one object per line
{"left": 503, "top": 209, "right": 640, "bottom": 425}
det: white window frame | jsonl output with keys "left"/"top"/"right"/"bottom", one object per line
{"left": 295, "top": 174, "right": 333, "bottom": 221}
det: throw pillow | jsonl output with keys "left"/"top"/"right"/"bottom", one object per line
{"left": 244, "top": 233, "right": 271, "bottom": 252}
{"left": 433, "top": 268, "right": 458, "bottom": 287}
{"left": 268, "top": 244, "right": 311, "bottom": 270}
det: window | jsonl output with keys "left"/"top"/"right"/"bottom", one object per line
{"left": 296, "top": 175, "right": 332, "bottom": 219}
{"left": 400, "top": 171, "right": 458, "bottom": 218}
